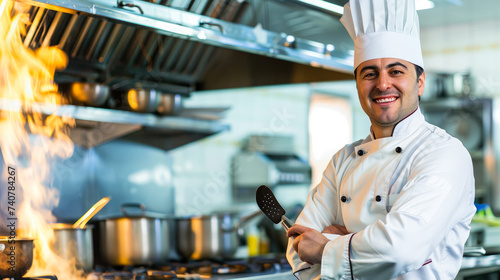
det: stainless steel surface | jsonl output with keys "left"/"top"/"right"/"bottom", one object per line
{"left": 175, "top": 211, "right": 261, "bottom": 260}
{"left": 96, "top": 203, "right": 170, "bottom": 266}
{"left": 18, "top": 0, "right": 354, "bottom": 95}
{"left": 0, "top": 238, "right": 34, "bottom": 278}
{"left": 461, "top": 254, "right": 500, "bottom": 270}
{"left": 233, "top": 152, "right": 312, "bottom": 189}
{"left": 0, "top": 98, "right": 229, "bottom": 148}
{"left": 233, "top": 135, "right": 311, "bottom": 201}
{"left": 463, "top": 246, "right": 486, "bottom": 257}
{"left": 65, "top": 82, "right": 110, "bottom": 106}
{"left": 125, "top": 88, "right": 161, "bottom": 113}
{"left": 51, "top": 224, "right": 94, "bottom": 272}
{"left": 18, "top": 0, "right": 353, "bottom": 73}
{"left": 428, "top": 72, "right": 474, "bottom": 98}
{"left": 157, "top": 93, "right": 182, "bottom": 115}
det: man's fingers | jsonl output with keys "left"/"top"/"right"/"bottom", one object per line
{"left": 292, "top": 234, "right": 301, "bottom": 252}
{"left": 287, "top": 224, "right": 308, "bottom": 237}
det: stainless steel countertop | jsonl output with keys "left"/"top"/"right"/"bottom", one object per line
{"left": 461, "top": 254, "right": 500, "bottom": 270}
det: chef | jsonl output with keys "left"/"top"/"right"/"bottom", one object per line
{"left": 285, "top": 0, "right": 476, "bottom": 279}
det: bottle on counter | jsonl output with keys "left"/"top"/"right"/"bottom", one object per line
{"left": 247, "top": 225, "right": 260, "bottom": 256}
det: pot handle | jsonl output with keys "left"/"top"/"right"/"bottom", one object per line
{"left": 221, "top": 210, "right": 263, "bottom": 233}
{"left": 120, "top": 203, "right": 146, "bottom": 216}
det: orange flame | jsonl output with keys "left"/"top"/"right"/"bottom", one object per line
{"left": 0, "top": 0, "right": 84, "bottom": 278}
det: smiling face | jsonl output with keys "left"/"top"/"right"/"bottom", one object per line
{"left": 355, "top": 58, "right": 425, "bottom": 138}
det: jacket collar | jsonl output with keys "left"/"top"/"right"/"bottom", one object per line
{"left": 369, "top": 107, "right": 425, "bottom": 141}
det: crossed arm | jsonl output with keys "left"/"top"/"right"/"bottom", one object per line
{"left": 288, "top": 224, "right": 349, "bottom": 265}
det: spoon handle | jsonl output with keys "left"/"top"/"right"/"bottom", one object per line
{"left": 73, "top": 197, "right": 110, "bottom": 229}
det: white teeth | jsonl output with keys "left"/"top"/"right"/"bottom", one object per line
{"left": 374, "top": 97, "right": 396, "bottom": 103}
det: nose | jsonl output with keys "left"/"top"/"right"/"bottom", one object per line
{"left": 376, "top": 72, "right": 391, "bottom": 91}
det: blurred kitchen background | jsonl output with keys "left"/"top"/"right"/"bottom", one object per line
{"left": 2, "top": 0, "right": 500, "bottom": 277}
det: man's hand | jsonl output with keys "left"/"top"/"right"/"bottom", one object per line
{"left": 287, "top": 224, "right": 330, "bottom": 265}
{"left": 322, "top": 225, "right": 349, "bottom": 235}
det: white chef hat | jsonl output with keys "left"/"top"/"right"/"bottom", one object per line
{"left": 340, "top": 0, "right": 424, "bottom": 70}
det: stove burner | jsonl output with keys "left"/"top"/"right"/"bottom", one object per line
{"left": 88, "top": 255, "right": 291, "bottom": 279}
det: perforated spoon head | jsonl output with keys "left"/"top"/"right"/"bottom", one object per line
{"left": 255, "top": 185, "right": 286, "bottom": 224}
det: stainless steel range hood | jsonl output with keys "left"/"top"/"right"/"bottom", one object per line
{"left": 10, "top": 0, "right": 354, "bottom": 149}
{"left": 18, "top": 0, "right": 355, "bottom": 92}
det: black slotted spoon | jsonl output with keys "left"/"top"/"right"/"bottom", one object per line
{"left": 256, "top": 185, "right": 294, "bottom": 232}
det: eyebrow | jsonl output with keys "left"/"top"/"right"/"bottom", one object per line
{"left": 358, "top": 62, "right": 409, "bottom": 75}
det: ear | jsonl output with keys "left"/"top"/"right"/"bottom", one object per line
{"left": 418, "top": 71, "right": 426, "bottom": 97}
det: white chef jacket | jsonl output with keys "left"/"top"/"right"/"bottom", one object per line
{"left": 287, "top": 108, "right": 476, "bottom": 280}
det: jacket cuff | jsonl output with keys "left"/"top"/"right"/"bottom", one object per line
{"left": 321, "top": 233, "right": 354, "bottom": 279}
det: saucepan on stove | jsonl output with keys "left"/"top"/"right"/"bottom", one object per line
{"left": 95, "top": 203, "right": 170, "bottom": 266}
{"left": 0, "top": 237, "right": 34, "bottom": 278}
{"left": 50, "top": 223, "right": 94, "bottom": 272}
{"left": 175, "top": 210, "right": 262, "bottom": 260}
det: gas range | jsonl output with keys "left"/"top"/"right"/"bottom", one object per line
{"left": 86, "top": 256, "right": 292, "bottom": 280}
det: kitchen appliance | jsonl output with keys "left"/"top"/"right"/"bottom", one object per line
{"left": 420, "top": 98, "right": 498, "bottom": 209}
{"left": 20, "top": 0, "right": 354, "bottom": 94}
{"left": 232, "top": 135, "right": 312, "bottom": 202}
{"left": 87, "top": 255, "right": 293, "bottom": 279}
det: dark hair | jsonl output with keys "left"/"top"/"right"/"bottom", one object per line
{"left": 354, "top": 63, "right": 424, "bottom": 82}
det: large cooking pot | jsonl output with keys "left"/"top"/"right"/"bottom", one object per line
{"left": 175, "top": 210, "right": 262, "bottom": 260}
{"left": 51, "top": 224, "right": 93, "bottom": 272}
{"left": 96, "top": 203, "right": 170, "bottom": 266}
{"left": 0, "top": 237, "right": 34, "bottom": 278}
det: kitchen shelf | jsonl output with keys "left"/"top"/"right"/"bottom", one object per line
{"left": 0, "top": 98, "right": 230, "bottom": 149}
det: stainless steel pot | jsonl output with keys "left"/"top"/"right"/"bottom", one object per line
{"left": 126, "top": 88, "right": 160, "bottom": 113}
{"left": 0, "top": 237, "right": 34, "bottom": 278}
{"left": 175, "top": 210, "right": 261, "bottom": 260}
{"left": 96, "top": 203, "right": 169, "bottom": 266}
{"left": 157, "top": 93, "right": 182, "bottom": 115}
{"left": 51, "top": 223, "right": 93, "bottom": 272}
{"left": 65, "top": 82, "right": 110, "bottom": 106}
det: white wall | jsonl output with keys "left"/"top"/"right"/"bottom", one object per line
{"left": 420, "top": 18, "right": 500, "bottom": 96}
{"left": 169, "top": 84, "right": 311, "bottom": 215}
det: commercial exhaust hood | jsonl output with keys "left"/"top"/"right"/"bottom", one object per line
{"left": 18, "top": 0, "right": 355, "bottom": 92}
{"left": 8, "top": 0, "right": 354, "bottom": 149}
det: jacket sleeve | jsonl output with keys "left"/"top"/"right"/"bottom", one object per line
{"left": 286, "top": 146, "right": 348, "bottom": 279}
{"left": 321, "top": 139, "right": 476, "bottom": 279}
